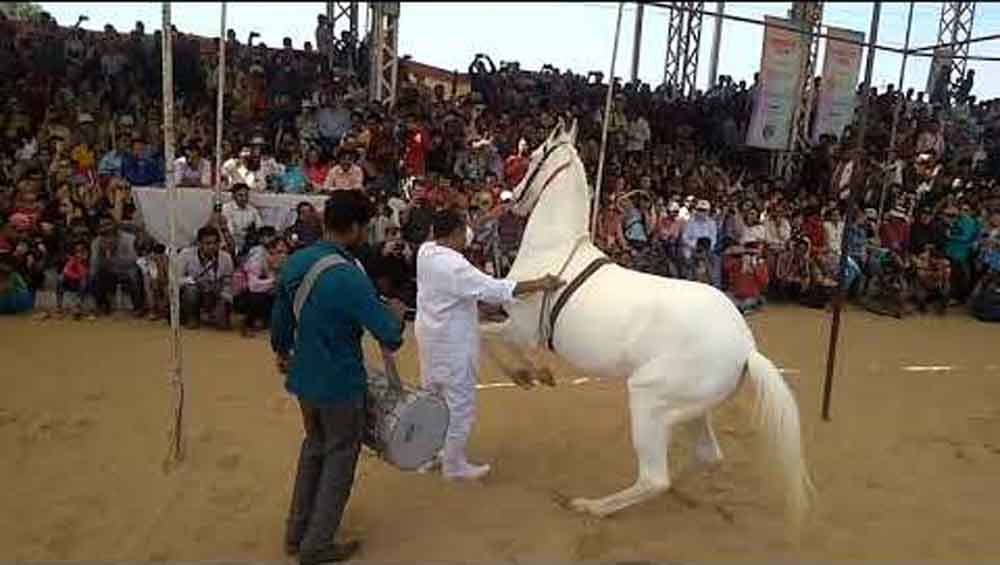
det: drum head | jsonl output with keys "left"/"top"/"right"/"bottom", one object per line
{"left": 385, "top": 393, "right": 449, "bottom": 471}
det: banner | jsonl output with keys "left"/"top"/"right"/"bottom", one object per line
{"left": 133, "top": 187, "right": 327, "bottom": 247}
{"left": 812, "top": 26, "right": 865, "bottom": 142}
{"left": 746, "top": 16, "right": 809, "bottom": 150}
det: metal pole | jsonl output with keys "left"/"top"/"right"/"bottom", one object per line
{"left": 879, "top": 0, "right": 913, "bottom": 228}
{"left": 161, "top": 1, "right": 185, "bottom": 466}
{"left": 630, "top": 3, "right": 644, "bottom": 83}
{"left": 707, "top": 1, "right": 724, "bottom": 89}
{"left": 822, "top": 0, "right": 881, "bottom": 422}
{"left": 590, "top": 2, "right": 626, "bottom": 236}
{"left": 214, "top": 1, "right": 226, "bottom": 200}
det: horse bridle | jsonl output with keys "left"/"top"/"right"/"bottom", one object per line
{"left": 514, "top": 141, "right": 572, "bottom": 206}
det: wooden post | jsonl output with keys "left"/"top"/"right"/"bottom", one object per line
{"left": 822, "top": 1, "right": 882, "bottom": 422}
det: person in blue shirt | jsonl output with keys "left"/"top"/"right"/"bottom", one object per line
{"left": 0, "top": 259, "right": 34, "bottom": 315}
{"left": 271, "top": 190, "right": 406, "bottom": 565}
{"left": 121, "top": 138, "right": 165, "bottom": 186}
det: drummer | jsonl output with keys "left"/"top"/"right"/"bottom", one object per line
{"left": 271, "top": 190, "right": 407, "bottom": 564}
{"left": 415, "top": 209, "right": 564, "bottom": 480}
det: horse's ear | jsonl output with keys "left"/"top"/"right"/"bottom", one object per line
{"left": 566, "top": 118, "right": 578, "bottom": 144}
{"left": 549, "top": 118, "right": 565, "bottom": 144}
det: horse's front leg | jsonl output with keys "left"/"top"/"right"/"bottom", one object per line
{"left": 481, "top": 333, "right": 555, "bottom": 388}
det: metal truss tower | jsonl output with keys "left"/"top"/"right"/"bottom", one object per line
{"left": 777, "top": 1, "right": 823, "bottom": 181}
{"left": 327, "top": 1, "right": 359, "bottom": 72}
{"left": 662, "top": 2, "right": 704, "bottom": 98}
{"left": 935, "top": 1, "right": 976, "bottom": 83}
{"left": 368, "top": 2, "right": 400, "bottom": 107}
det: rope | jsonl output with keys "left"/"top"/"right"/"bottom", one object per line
{"left": 537, "top": 235, "right": 590, "bottom": 348}
{"left": 589, "top": 1, "right": 625, "bottom": 237}
{"left": 162, "top": 2, "right": 185, "bottom": 469}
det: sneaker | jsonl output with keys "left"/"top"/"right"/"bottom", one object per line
{"left": 299, "top": 540, "right": 361, "bottom": 564}
{"left": 443, "top": 461, "right": 491, "bottom": 481}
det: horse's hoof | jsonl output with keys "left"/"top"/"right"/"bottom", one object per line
{"left": 570, "top": 497, "right": 608, "bottom": 517}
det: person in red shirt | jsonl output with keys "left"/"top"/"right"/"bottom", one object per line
{"left": 503, "top": 138, "right": 530, "bottom": 188}
{"left": 60, "top": 241, "right": 91, "bottom": 319}
{"left": 402, "top": 115, "right": 430, "bottom": 179}
{"left": 723, "top": 242, "right": 770, "bottom": 314}
{"left": 879, "top": 207, "right": 911, "bottom": 256}
{"left": 800, "top": 206, "right": 826, "bottom": 256}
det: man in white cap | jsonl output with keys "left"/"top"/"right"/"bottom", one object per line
{"left": 681, "top": 199, "right": 718, "bottom": 260}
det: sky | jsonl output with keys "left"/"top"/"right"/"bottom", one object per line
{"left": 38, "top": 2, "right": 1000, "bottom": 99}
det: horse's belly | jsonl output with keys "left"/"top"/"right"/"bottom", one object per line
{"left": 550, "top": 269, "right": 754, "bottom": 377}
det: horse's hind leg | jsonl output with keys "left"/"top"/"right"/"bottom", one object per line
{"left": 689, "top": 412, "right": 724, "bottom": 467}
{"left": 570, "top": 374, "right": 676, "bottom": 517}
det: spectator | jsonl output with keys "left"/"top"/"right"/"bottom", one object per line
{"left": 239, "top": 236, "right": 288, "bottom": 337}
{"left": 302, "top": 147, "right": 329, "bottom": 191}
{"left": 681, "top": 199, "right": 717, "bottom": 259}
{"left": 175, "top": 144, "right": 212, "bottom": 187}
{"left": 686, "top": 236, "right": 721, "bottom": 288}
{"left": 0, "top": 256, "right": 33, "bottom": 315}
{"left": 89, "top": 216, "right": 144, "bottom": 316}
{"left": 121, "top": 137, "right": 164, "bottom": 186}
{"left": 324, "top": 148, "right": 364, "bottom": 192}
{"left": 222, "top": 183, "right": 263, "bottom": 254}
{"left": 723, "top": 241, "right": 769, "bottom": 313}
{"left": 178, "top": 225, "right": 234, "bottom": 329}
{"left": 60, "top": 239, "right": 91, "bottom": 319}
{"left": 941, "top": 203, "right": 980, "bottom": 301}
{"left": 775, "top": 237, "right": 812, "bottom": 301}
{"left": 287, "top": 201, "right": 322, "bottom": 249}
{"left": 911, "top": 242, "right": 951, "bottom": 314}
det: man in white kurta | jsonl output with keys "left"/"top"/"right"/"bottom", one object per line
{"left": 415, "top": 210, "right": 561, "bottom": 480}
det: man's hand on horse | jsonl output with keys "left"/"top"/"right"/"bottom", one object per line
{"left": 542, "top": 274, "right": 566, "bottom": 291}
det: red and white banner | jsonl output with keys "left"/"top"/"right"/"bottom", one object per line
{"left": 812, "top": 26, "right": 865, "bottom": 142}
{"left": 746, "top": 16, "right": 809, "bottom": 150}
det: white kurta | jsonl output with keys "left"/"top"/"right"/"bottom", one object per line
{"left": 414, "top": 241, "right": 517, "bottom": 463}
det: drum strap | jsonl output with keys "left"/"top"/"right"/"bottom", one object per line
{"left": 293, "top": 252, "right": 364, "bottom": 322}
{"left": 546, "top": 257, "right": 614, "bottom": 352}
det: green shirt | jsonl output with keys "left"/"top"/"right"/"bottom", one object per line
{"left": 271, "top": 241, "right": 403, "bottom": 404}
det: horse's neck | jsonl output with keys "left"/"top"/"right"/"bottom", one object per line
{"left": 509, "top": 174, "right": 590, "bottom": 278}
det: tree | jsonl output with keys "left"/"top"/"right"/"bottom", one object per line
{"left": 0, "top": 2, "right": 45, "bottom": 21}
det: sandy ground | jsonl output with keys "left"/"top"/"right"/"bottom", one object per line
{"left": 2, "top": 305, "right": 1000, "bottom": 561}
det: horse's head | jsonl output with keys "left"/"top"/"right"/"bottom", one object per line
{"left": 510, "top": 117, "right": 587, "bottom": 217}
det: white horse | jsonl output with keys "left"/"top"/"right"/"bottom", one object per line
{"left": 482, "top": 119, "right": 812, "bottom": 521}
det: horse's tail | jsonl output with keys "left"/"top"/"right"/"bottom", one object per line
{"left": 745, "top": 349, "right": 814, "bottom": 526}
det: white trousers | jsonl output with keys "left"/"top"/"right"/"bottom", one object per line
{"left": 416, "top": 334, "right": 479, "bottom": 467}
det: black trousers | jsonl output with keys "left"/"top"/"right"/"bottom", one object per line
{"left": 286, "top": 397, "right": 366, "bottom": 554}
{"left": 93, "top": 265, "right": 145, "bottom": 313}
{"left": 242, "top": 291, "right": 274, "bottom": 329}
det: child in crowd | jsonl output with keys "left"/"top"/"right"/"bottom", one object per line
{"left": 723, "top": 241, "right": 769, "bottom": 314}
{"left": 60, "top": 240, "right": 92, "bottom": 319}
{"left": 138, "top": 243, "right": 169, "bottom": 320}
{"left": 686, "top": 237, "right": 720, "bottom": 288}
{"left": 911, "top": 242, "right": 951, "bottom": 314}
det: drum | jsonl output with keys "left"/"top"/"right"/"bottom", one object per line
{"left": 363, "top": 365, "right": 449, "bottom": 471}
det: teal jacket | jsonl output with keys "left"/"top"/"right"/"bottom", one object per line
{"left": 943, "top": 215, "right": 980, "bottom": 263}
{"left": 0, "top": 273, "right": 34, "bottom": 315}
{"left": 271, "top": 241, "right": 403, "bottom": 404}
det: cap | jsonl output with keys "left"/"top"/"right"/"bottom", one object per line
{"left": 78, "top": 113, "right": 94, "bottom": 124}
{"left": 500, "top": 190, "right": 514, "bottom": 202}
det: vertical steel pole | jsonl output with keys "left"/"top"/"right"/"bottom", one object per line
{"left": 878, "top": 1, "right": 914, "bottom": 228}
{"left": 822, "top": 1, "right": 881, "bottom": 422}
{"left": 214, "top": 1, "right": 226, "bottom": 200}
{"left": 590, "top": 2, "right": 626, "bottom": 236}
{"left": 630, "top": 3, "right": 645, "bottom": 83}
{"left": 707, "top": 1, "right": 724, "bottom": 89}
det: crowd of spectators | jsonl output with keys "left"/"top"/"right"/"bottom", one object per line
{"left": 2, "top": 10, "right": 999, "bottom": 328}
